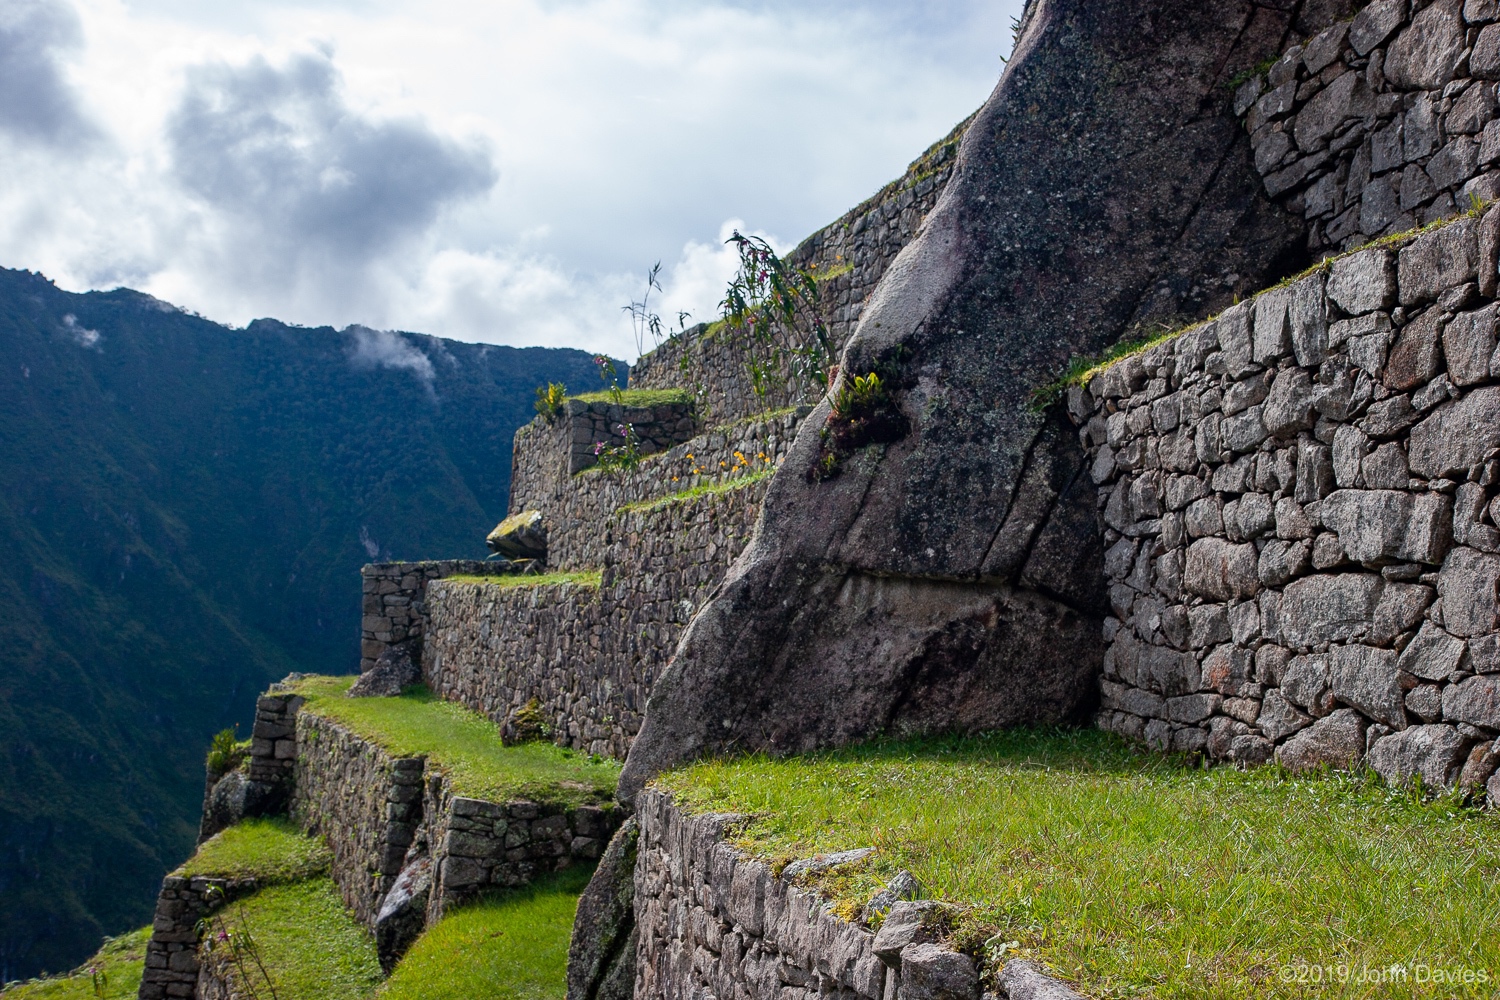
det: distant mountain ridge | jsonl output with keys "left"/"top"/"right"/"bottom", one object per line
{"left": 0, "top": 267, "right": 603, "bottom": 981}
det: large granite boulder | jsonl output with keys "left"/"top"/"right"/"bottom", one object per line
{"left": 487, "top": 510, "right": 547, "bottom": 561}
{"left": 615, "top": 0, "right": 1337, "bottom": 801}
{"left": 615, "top": 1, "right": 1337, "bottom": 800}
{"left": 566, "top": 819, "right": 638, "bottom": 1000}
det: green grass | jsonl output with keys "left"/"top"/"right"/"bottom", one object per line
{"left": 176, "top": 817, "right": 331, "bottom": 883}
{"left": 567, "top": 388, "right": 693, "bottom": 407}
{"left": 378, "top": 866, "right": 594, "bottom": 1000}
{"left": 617, "top": 468, "right": 775, "bottom": 516}
{"left": 295, "top": 678, "right": 620, "bottom": 806}
{"left": 445, "top": 571, "right": 602, "bottom": 590}
{"left": 202, "top": 879, "right": 382, "bottom": 1000}
{"left": 658, "top": 728, "right": 1500, "bottom": 1000}
{"left": 0, "top": 927, "right": 149, "bottom": 999}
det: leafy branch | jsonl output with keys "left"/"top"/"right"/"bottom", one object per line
{"left": 720, "top": 231, "right": 833, "bottom": 395}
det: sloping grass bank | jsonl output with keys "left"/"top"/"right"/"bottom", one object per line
{"left": 658, "top": 728, "right": 1500, "bottom": 1000}
{"left": 0, "top": 928, "right": 150, "bottom": 999}
{"left": 294, "top": 677, "right": 619, "bottom": 807}
{"left": 379, "top": 866, "right": 593, "bottom": 1000}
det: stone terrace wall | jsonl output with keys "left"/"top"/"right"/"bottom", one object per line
{"left": 1242, "top": 0, "right": 1500, "bottom": 255}
{"left": 630, "top": 789, "right": 1063, "bottom": 1000}
{"left": 360, "top": 560, "right": 494, "bottom": 673}
{"left": 1077, "top": 208, "right": 1500, "bottom": 793}
{"left": 629, "top": 119, "right": 968, "bottom": 426}
{"left": 511, "top": 407, "right": 802, "bottom": 573}
{"left": 140, "top": 874, "right": 259, "bottom": 1000}
{"left": 424, "top": 476, "right": 767, "bottom": 759}
{"left": 292, "top": 712, "right": 425, "bottom": 926}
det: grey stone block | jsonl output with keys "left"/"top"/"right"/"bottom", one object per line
{"left": 1369, "top": 724, "right": 1470, "bottom": 788}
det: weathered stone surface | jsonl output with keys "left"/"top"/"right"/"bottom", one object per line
{"left": 1263, "top": 369, "right": 1316, "bottom": 437}
{"left": 1184, "top": 539, "right": 1261, "bottom": 601}
{"left": 487, "top": 509, "right": 549, "bottom": 560}
{"left": 1399, "top": 217, "right": 1478, "bottom": 305}
{"left": 1438, "top": 546, "right": 1500, "bottom": 635}
{"left": 1408, "top": 386, "right": 1500, "bottom": 478}
{"left": 1319, "top": 489, "right": 1453, "bottom": 565}
{"left": 1328, "top": 249, "right": 1398, "bottom": 314}
{"left": 349, "top": 644, "right": 420, "bottom": 698}
{"left": 1396, "top": 621, "right": 1468, "bottom": 680}
{"left": 900, "top": 943, "right": 979, "bottom": 1000}
{"left": 618, "top": 0, "right": 1315, "bottom": 801}
{"left": 1368, "top": 724, "right": 1470, "bottom": 788}
{"left": 872, "top": 901, "right": 942, "bottom": 964}
{"left": 375, "top": 855, "right": 432, "bottom": 973}
{"left": 1258, "top": 688, "right": 1313, "bottom": 740}
{"left": 998, "top": 960, "right": 1087, "bottom": 1000}
{"left": 1279, "top": 574, "right": 1384, "bottom": 646}
{"left": 1350, "top": 0, "right": 1411, "bottom": 56}
{"left": 1384, "top": 309, "right": 1445, "bottom": 390}
{"left": 1329, "top": 644, "right": 1406, "bottom": 727}
{"left": 1386, "top": 0, "right": 1467, "bottom": 91}
{"left": 567, "top": 819, "right": 638, "bottom": 1000}
{"left": 1442, "top": 674, "right": 1500, "bottom": 727}
{"left": 1275, "top": 709, "right": 1367, "bottom": 771}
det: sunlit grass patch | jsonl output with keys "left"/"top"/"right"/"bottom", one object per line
{"left": 177, "top": 817, "right": 330, "bottom": 883}
{"left": 295, "top": 678, "right": 619, "bottom": 806}
{"left": 0, "top": 927, "right": 150, "bottom": 999}
{"left": 445, "top": 571, "right": 602, "bottom": 590}
{"left": 379, "top": 866, "right": 593, "bottom": 1000}
{"left": 659, "top": 728, "right": 1500, "bottom": 1000}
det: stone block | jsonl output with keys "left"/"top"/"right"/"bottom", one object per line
{"left": 1443, "top": 675, "right": 1500, "bottom": 727}
{"left": 1398, "top": 216, "right": 1478, "bottom": 305}
{"left": 1259, "top": 539, "right": 1312, "bottom": 586}
{"left": 1443, "top": 303, "right": 1499, "bottom": 385}
{"left": 1385, "top": 0, "right": 1466, "bottom": 90}
{"left": 1329, "top": 643, "right": 1406, "bottom": 727}
{"left": 896, "top": 944, "right": 977, "bottom": 1000}
{"left": 1410, "top": 386, "right": 1500, "bottom": 478}
{"left": 1352, "top": 0, "right": 1411, "bottom": 55}
{"left": 1319, "top": 489, "right": 1452, "bottom": 565}
{"left": 1253, "top": 287, "right": 1293, "bottom": 363}
{"left": 1275, "top": 709, "right": 1367, "bottom": 771}
{"left": 1438, "top": 546, "right": 1500, "bottom": 635}
{"left": 1279, "top": 573, "right": 1384, "bottom": 646}
{"left": 1369, "top": 724, "right": 1470, "bottom": 788}
{"left": 1397, "top": 621, "right": 1468, "bottom": 680}
{"left": 1183, "top": 539, "right": 1260, "bottom": 601}
{"left": 1263, "top": 369, "right": 1315, "bottom": 437}
{"left": 1383, "top": 308, "right": 1444, "bottom": 391}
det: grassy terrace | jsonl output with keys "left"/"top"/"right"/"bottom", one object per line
{"left": 379, "top": 866, "right": 592, "bottom": 1000}
{"left": 295, "top": 677, "right": 620, "bottom": 807}
{"left": 0, "top": 927, "right": 149, "bottom": 999}
{"left": 446, "top": 571, "right": 602, "bottom": 590}
{"left": 659, "top": 728, "right": 1500, "bottom": 1000}
{"left": 617, "top": 467, "right": 774, "bottom": 515}
{"left": 567, "top": 388, "right": 692, "bottom": 407}
{"left": 177, "top": 816, "right": 331, "bottom": 881}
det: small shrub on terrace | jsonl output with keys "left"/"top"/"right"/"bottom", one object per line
{"left": 206, "top": 728, "right": 249, "bottom": 776}
{"left": 534, "top": 383, "right": 567, "bottom": 422}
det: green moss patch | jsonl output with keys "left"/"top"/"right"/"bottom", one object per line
{"left": 617, "top": 468, "right": 774, "bottom": 516}
{"left": 295, "top": 678, "right": 619, "bottom": 806}
{"left": 378, "top": 866, "right": 593, "bottom": 1000}
{"left": 567, "top": 388, "right": 693, "bottom": 407}
{"left": 0, "top": 927, "right": 149, "bottom": 999}
{"left": 176, "top": 817, "right": 330, "bottom": 883}
{"left": 659, "top": 728, "right": 1500, "bottom": 1000}
{"left": 201, "top": 879, "right": 381, "bottom": 1000}
{"left": 445, "top": 571, "right": 602, "bottom": 590}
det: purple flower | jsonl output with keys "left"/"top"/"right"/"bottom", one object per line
{"left": 594, "top": 442, "right": 605, "bottom": 456}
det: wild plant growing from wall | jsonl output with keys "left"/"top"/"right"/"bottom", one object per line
{"left": 719, "top": 231, "right": 832, "bottom": 399}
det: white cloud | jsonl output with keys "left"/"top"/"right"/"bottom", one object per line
{"left": 0, "top": 0, "right": 1021, "bottom": 360}
{"left": 346, "top": 326, "right": 434, "bottom": 382}
{"left": 61, "top": 312, "right": 100, "bottom": 348}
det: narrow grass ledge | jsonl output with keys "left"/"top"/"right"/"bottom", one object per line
{"left": 567, "top": 388, "right": 692, "bottom": 407}
{"left": 617, "top": 467, "right": 774, "bottom": 516}
{"left": 177, "top": 816, "right": 331, "bottom": 882}
{"left": 377, "top": 866, "right": 592, "bottom": 1000}
{"left": 445, "top": 571, "right": 602, "bottom": 590}
{"left": 657, "top": 728, "right": 1500, "bottom": 1000}
{"left": 293, "top": 677, "right": 619, "bottom": 807}
{"left": 0, "top": 927, "right": 150, "bottom": 999}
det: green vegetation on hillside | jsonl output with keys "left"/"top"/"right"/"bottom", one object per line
{"left": 296, "top": 678, "right": 619, "bottom": 805}
{"left": 659, "top": 728, "right": 1500, "bottom": 1000}
{"left": 176, "top": 818, "right": 331, "bottom": 883}
{"left": 0, "top": 268, "right": 607, "bottom": 978}
{"left": 0, "top": 927, "right": 149, "bottom": 999}
{"left": 378, "top": 866, "right": 593, "bottom": 1000}
{"left": 446, "top": 571, "right": 602, "bottom": 590}
{"left": 203, "top": 880, "right": 382, "bottom": 1000}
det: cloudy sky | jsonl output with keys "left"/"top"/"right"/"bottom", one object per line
{"left": 0, "top": 0, "right": 1020, "bottom": 360}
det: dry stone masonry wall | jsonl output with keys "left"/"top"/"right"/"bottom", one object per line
{"left": 292, "top": 712, "right": 424, "bottom": 926}
{"left": 633, "top": 790, "right": 1073, "bottom": 1000}
{"left": 511, "top": 408, "right": 802, "bottom": 573}
{"left": 629, "top": 121, "right": 966, "bottom": 426}
{"left": 360, "top": 560, "right": 493, "bottom": 673}
{"left": 424, "top": 476, "right": 767, "bottom": 759}
{"left": 1078, "top": 208, "right": 1500, "bottom": 793}
{"left": 1243, "top": 0, "right": 1500, "bottom": 254}
{"left": 140, "top": 875, "right": 259, "bottom": 1000}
